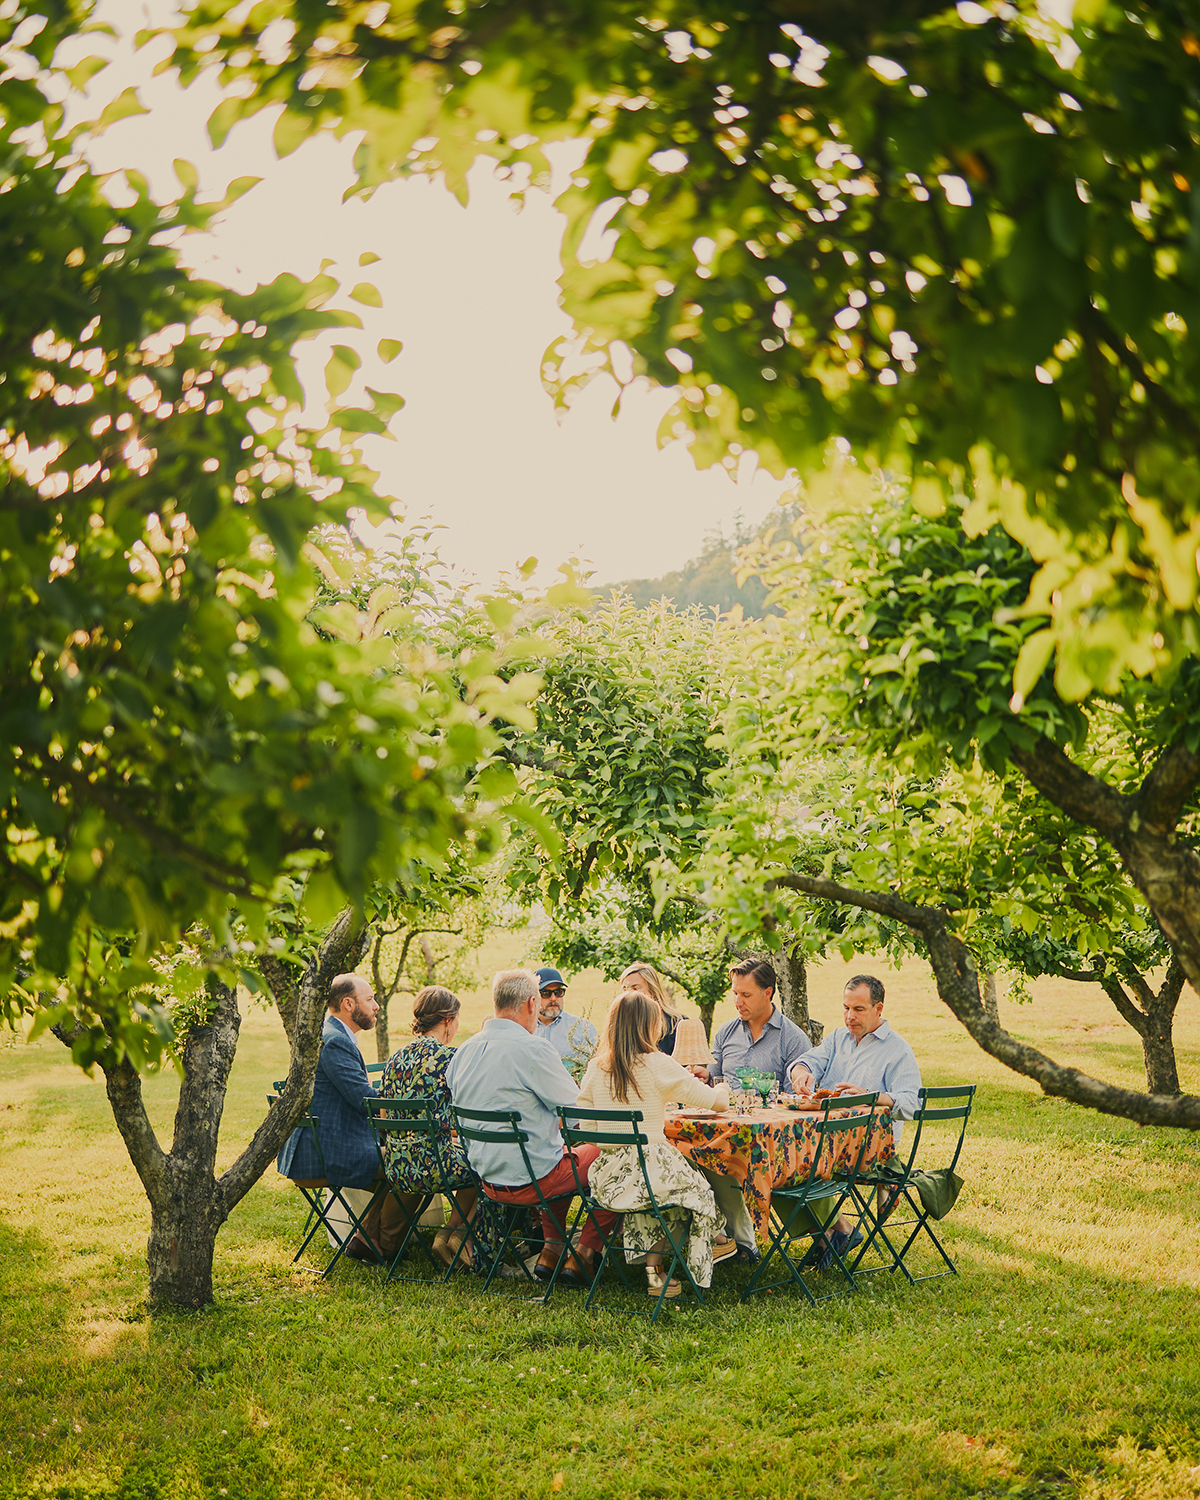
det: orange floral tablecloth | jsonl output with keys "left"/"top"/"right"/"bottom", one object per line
{"left": 664, "top": 1106, "right": 895, "bottom": 1249}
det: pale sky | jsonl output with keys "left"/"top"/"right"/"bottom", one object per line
{"left": 64, "top": 4, "right": 792, "bottom": 587}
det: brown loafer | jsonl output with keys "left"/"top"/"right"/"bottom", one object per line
{"left": 535, "top": 1249, "right": 594, "bottom": 1287}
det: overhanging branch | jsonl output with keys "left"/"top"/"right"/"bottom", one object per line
{"left": 766, "top": 870, "right": 1200, "bottom": 1128}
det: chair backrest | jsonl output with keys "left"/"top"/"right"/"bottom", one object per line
{"left": 267, "top": 1093, "right": 329, "bottom": 1177}
{"left": 450, "top": 1105, "right": 546, "bottom": 1189}
{"left": 801, "top": 1095, "right": 880, "bottom": 1190}
{"left": 901, "top": 1084, "right": 977, "bottom": 1176}
{"left": 557, "top": 1105, "right": 668, "bottom": 1212}
{"left": 366, "top": 1061, "right": 387, "bottom": 1075}
{"left": 820, "top": 1092, "right": 878, "bottom": 1115}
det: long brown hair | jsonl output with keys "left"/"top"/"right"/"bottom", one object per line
{"left": 412, "top": 985, "right": 460, "bottom": 1035}
{"left": 618, "top": 962, "right": 683, "bottom": 1025}
{"left": 596, "top": 991, "right": 664, "bottom": 1104}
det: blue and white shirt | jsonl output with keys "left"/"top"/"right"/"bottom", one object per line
{"left": 709, "top": 1006, "right": 813, "bottom": 1090}
{"left": 536, "top": 1010, "right": 599, "bottom": 1063}
{"left": 446, "top": 1017, "right": 578, "bottom": 1186}
{"left": 794, "top": 1019, "right": 922, "bottom": 1130}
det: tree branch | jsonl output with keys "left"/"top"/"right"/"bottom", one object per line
{"left": 1008, "top": 738, "right": 1130, "bottom": 842}
{"left": 767, "top": 870, "right": 1200, "bottom": 1127}
{"left": 1135, "top": 739, "right": 1200, "bottom": 833}
{"left": 218, "top": 907, "right": 366, "bottom": 1209}
{"left": 99, "top": 1053, "right": 169, "bottom": 1201}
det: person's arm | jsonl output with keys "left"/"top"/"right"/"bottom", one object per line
{"left": 526, "top": 1039, "right": 582, "bottom": 1110}
{"left": 671, "top": 1063, "right": 730, "bottom": 1113}
{"left": 780, "top": 1021, "right": 815, "bottom": 1089}
{"left": 882, "top": 1045, "right": 923, "bottom": 1119}
{"left": 707, "top": 1022, "right": 727, "bottom": 1081}
{"left": 790, "top": 1034, "right": 833, "bottom": 1093}
{"left": 323, "top": 1033, "right": 377, "bottom": 1115}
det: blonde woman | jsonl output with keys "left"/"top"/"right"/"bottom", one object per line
{"left": 578, "top": 991, "right": 735, "bottom": 1298}
{"left": 617, "top": 962, "right": 685, "bottom": 1056}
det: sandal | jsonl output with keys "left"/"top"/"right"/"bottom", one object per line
{"left": 712, "top": 1238, "right": 739, "bottom": 1265}
{"left": 645, "top": 1265, "right": 681, "bottom": 1299}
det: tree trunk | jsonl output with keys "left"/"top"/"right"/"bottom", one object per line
{"left": 982, "top": 971, "right": 999, "bottom": 1025}
{"left": 420, "top": 934, "right": 437, "bottom": 983}
{"left": 1141, "top": 1026, "right": 1181, "bottom": 1097}
{"left": 89, "top": 909, "right": 367, "bottom": 1308}
{"left": 1094, "top": 957, "right": 1186, "bottom": 1098}
{"left": 773, "top": 944, "right": 824, "bottom": 1044}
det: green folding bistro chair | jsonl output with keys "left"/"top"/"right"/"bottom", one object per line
{"left": 450, "top": 1106, "right": 589, "bottom": 1301}
{"left": 366, "top": 1061, "right": 387, "bottom": 1077}
{"left": 557, "top": 1105, "right": 706, "bottom": 1323}
{"left": 267, "top": 1091, "right": 387, "bottom": 1278}
{"left": 364, "top": 1096, "right": 458, "bottom": 1283}
{"left": 848, "top": 1084, "right": 975, "bottom": 1284}
{"left": 742, "top": 1095, "right": 879, "bottom": 1306}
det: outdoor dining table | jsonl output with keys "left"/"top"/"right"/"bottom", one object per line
{"left": 663, "top": 1103, "right": 896, "bottom": 1252}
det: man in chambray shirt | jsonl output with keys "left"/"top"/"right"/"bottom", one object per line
{"left": 446, "top": 968, "right": 617, "bottom": 1287}
{"left": 789, "top": 973, "right": 922, "bottom": 1269}
{"left": 789, "top": 974, "right": 922, "bottom": 1136}
{"left": 709, "top": 958, "right": 814, "bottom": 1089}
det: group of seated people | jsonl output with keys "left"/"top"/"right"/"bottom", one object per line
{"left": 278, "top": 955, "right": 922, "bottom": 1295}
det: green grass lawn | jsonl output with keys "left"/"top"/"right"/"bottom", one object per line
{"left": 2, "top": 955, "right": 1199, "bottom": 1500}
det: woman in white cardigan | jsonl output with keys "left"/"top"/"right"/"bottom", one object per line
{"left": 577, "top": 991, "right": 735, "bottom": 1298}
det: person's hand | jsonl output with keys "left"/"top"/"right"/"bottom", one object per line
{"left": 690, "top": 1065, "right": 710, "bottom": 1080}
{"left": 790, "top": 1066, "right": 814, "bottom": 1096}
{"left": 831, "top": 1082, "right": 862, "bottom": 1097}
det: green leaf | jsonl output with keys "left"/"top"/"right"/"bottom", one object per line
{"left": 95, "top": 87, "right": 148, "bottom": 131}
{"left": 350, "top": 282, "right": 383, "bottom": 307}
{"left": 359, "top": 252, "right": 381, "bottom": 265}
{"left": 62, "top": 55, "right": 109, "bottom": 92}
{"left": 377, "top": 338, "right": 403, "bottom": 363}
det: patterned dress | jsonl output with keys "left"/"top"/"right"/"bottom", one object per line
{"left": 378, "top": 1037, "right": 474, "bottom": 1189}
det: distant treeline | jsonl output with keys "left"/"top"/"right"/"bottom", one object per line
{"left": 599, "top": 504, "right": 801, "bottom": 619}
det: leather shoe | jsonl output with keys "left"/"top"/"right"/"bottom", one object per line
{"left": 534, "top": 1249, "right": 594, "bottom": 1287}
{"left": 342, "top": 1235, "right": 384, "bottom": 1265}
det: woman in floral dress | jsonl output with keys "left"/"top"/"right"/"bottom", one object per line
{"left": 378, "top": 986, "right": 490, "bottom": 1270}
{"left": 578, "top": 991, "right": 735, "bottom": 1298}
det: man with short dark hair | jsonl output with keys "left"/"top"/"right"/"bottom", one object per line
{"left": 788, "top": 974, "right": 921, "bottom": 1123}
{"left": 534, "top": 965, "right": 598, "bottom": 1065}
{"left": 789, "top": 974, "right": 922, "bottom": 1267}
{"left": 709, "top": 958, "right": 814, "bottom": 1090}
{"left": 277, "top": 972, "right": 404, "bottom": 1264}
{"left": 447, "top": 968, "right": 618, "bottom": 1286}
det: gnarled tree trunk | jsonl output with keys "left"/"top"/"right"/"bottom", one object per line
{"left": 94, "top": 908, "right": 366, "bottom": 1307}
{"left": 1095, "top": 958, "right": 1186, "bottom": 1098}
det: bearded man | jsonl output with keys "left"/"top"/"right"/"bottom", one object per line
{"left": 277, "top": 972, "right": 404, "bottom": 1263}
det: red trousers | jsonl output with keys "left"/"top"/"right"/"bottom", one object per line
{"left": 484, "top": 1144, "right": 619, "bottom": 1256}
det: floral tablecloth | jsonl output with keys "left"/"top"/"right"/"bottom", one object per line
{"left": 663, "top": 1106, "right": 895, "bottom": 1249}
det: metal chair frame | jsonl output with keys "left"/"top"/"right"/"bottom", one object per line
{"left": 741, "top": 1096, "right": 879, "bottom": 1306}
{"left": 848, "top": 1084, "right": 976, "bottom": 1284}
{"left": 558, "top": 1105, "right": 706, "bottom": 1323}
{"left": 450, "top": 1106, "right": 589, "bottom": 1302}
{"left": 365, "top": 1095, "right": 467, "bottom": 1284}
{"left": 267, "top": 1092, "right": 387, "bottom": 1278}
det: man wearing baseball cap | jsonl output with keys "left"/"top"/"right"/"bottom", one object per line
{"left": 534, "top": 966, "right": 598, "bottom": 1064}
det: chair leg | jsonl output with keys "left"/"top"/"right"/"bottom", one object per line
{"left": 741, "top": 1200, "right": 819, "bottom": 1306}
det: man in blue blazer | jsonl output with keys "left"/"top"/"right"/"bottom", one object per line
{"left": 277, "top": 971, "right": 403, "bottom": 1262}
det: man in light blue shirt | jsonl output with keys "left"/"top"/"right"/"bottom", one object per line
{"left": 446, "top": 968, "right": 617, "bottom": 1286}
{"left": 709, "top": 958, "right": 814, "bottom": 1089}
{"left": 534, "top": 966, "right": 599, "bottom": 1074}
{"left": 789, "top": 974, "right": 922, "bottom": 1268}
{"left": 789, "top": 974, "right": 922, "bottom": 1127}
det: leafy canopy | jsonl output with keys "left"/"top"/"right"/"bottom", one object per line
{"left": 169, "top": 0, "right": 1200, "bottom": 692}
{"left": 0, "top": 3, "right": 536, "bottom": 1068}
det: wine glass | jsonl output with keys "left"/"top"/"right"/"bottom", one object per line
{"left": 755, "top": 1073, "right": 773, "bottom": 1109}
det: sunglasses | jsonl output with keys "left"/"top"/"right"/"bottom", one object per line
{"left": 540, "top": 986, "right": 567, "bottom": 998}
